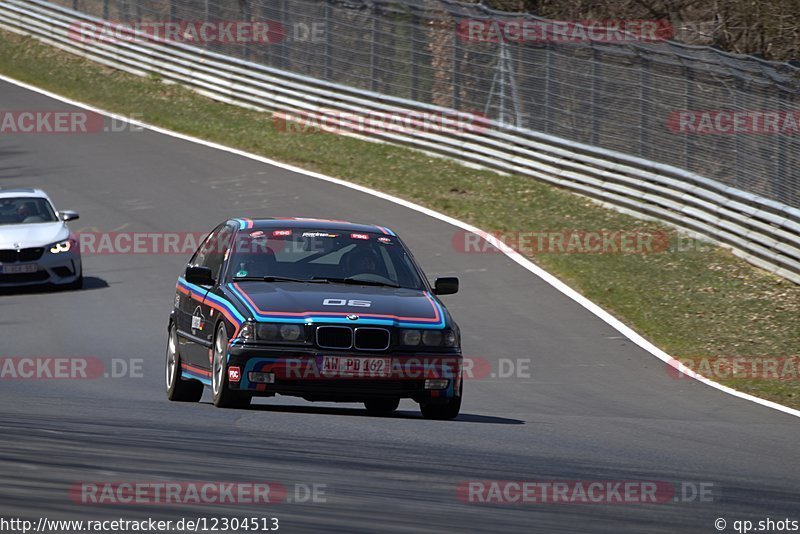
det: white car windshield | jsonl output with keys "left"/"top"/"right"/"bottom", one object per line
{"left": 0, "top": 197, "right": 58, "bottom": 225}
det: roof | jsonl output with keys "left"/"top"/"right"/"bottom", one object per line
{"left": 230, "top": 217, "right": 396, "bottom": 236}
{"left": 0, "top": 188, "right": 48, "bottom": 199}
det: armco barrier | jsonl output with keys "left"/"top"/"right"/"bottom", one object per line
{"left": 2, "top": 0, "right": 799, "bottom": 283}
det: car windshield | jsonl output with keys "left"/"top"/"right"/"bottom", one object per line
{"left": 0, "top": 197, "right": 58, "bottom": 226}
{"left": 227, "top": 228, "right": 425, "bottom": 290}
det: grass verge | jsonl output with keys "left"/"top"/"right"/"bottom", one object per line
{"left": 1, "top": 30, "right": 798, "bottom": 408}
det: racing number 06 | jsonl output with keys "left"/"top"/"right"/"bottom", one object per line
{"left": 322, "top": 298, "right": 372, "bottom": 307}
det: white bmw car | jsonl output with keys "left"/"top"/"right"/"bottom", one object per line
{"left": 0, "top": 188, "right": 82, "bottom": 289}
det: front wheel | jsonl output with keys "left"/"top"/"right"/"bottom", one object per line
{"left": 166, "top": 323, "right": 203, "bottom": 402}
{"left": 212, "top": 324, "right": 251, "bottom": 409}
{"left": 420, "top": 382, "right": 462, "bottom": 420}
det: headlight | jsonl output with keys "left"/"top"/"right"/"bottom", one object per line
{"left": 422, "top": 330, "right": 442, "bottom": 346}
{"left": 49, "top": 239, "right": 74, "bottom": 254}
{"left": 256, "top": 323, "right": 279, "bottom": 341}
{"left": 254, "top": 322, "right": 305, "bottom": 342}
{"left": 280, "top": 324, "right": 302, "bottom": 341}
{"left": 400, "top": 329, "right": 458, "bottom": 348}
{"left": 442, "top": 330, "right": 457, "bottom": 347}
{"left": 401, "top": 329, "right": 421, "bottom": 346}
{"left": 240, "top": 322, "right": 255, "bottom": 341}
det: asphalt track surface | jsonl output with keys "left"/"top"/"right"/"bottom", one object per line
{"left": 0, "top": 78, "right": 798, "bottom": 533}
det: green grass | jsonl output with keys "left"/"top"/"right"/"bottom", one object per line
{"left": 1, "top": 30, "right": 798, "bottom": 407}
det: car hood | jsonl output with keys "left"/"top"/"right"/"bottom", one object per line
{"left": 226, "top": 281, "right": 447, "bottom": 329}
{"left": 0, "top": 222, "right": 68, "bottom": 249}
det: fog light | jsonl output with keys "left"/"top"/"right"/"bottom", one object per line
{"left": 248, "top": 372, "right": 276, "bottom": 384}
{"left": 424, "top": 379, "right": 449, "bottom": 390}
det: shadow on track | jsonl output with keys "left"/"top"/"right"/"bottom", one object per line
{"left": 0, "top": 276, "right": 109, "bottom": 296}
{"left": 215, "top": 402, "right": 525, "bottom": 425}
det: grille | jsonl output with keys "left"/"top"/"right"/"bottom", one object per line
{"left": 0, "top": 248, "right": 44, "bottom": 263}
{"left": 316, "top": 326, "right": 353, "bottom": 349}
{"left": 0, "top": 271, "right": 48, "bottom": 283}
{"left": 354, "top": 328, "right": 391, "bottom": 351}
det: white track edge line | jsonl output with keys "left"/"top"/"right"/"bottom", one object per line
{"left": 2, "top": 72, "right": 798, "bottom": 419}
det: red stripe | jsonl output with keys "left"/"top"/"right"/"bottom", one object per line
{"left": 232, "top": 283, "right": 441, "bottom": 323}
{"left": 181, "top": 362, "right": 211, "bottom": 376}
{"left": 176, "top": 284, "right": 242, "bottom": 337}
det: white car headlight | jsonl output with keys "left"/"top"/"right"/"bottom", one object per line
{"left": 49, "top": 239, "right": 74, "bottom": 254}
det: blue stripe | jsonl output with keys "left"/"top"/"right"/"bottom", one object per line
{"left": 181, "top": 369, "right": 212, "bottom": 385}
{"left": 177, "top": 278, "right": 246, "bottom": 324}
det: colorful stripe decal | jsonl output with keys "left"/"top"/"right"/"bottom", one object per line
{"left": 176, "top": 278, "right": 245, "bottom": 337}
{"left": 228, "top": 283, "right": 445, "bottom": 328}
{"left": 233, "top": 218, "right": 255, "bottom": 230}
{"left": 181, "top": 362, "right": 211, "bottom": 376}
{"left": 374, "top": 225, "right": 396, "bottom": 236}
{"left": 181, "top": 363, "right": 212, "bottom": 385}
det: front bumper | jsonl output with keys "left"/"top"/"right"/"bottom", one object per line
{"left": 0, "top": 251, "right": 82, "bottom": 287}
{"left": 227, "top": 343, "right": 462, "bottom": 403}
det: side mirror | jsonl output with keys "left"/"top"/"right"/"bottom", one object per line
{"left": 185, "top": 265, "right": 215, "bottom": 286}
{"left": 59, "top": 211, "right": 79, "bottom": 222}
{"left": 433, "top": 277, "right": 459, "bottom": 295}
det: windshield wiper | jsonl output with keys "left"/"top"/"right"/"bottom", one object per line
{"left": 232, "top": 276, "right": 328, "bottom": 283}
{"left": 312, "top": 276, "right": 400, "bottom": 288}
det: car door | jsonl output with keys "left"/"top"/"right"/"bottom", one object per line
{"left": 177, "top": 223, "right": 234, "bottom": 369}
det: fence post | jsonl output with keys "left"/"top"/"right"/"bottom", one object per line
{"left": 452, "top": 16, "right": 461, "bottom": 109}
{"left": 776, "top": 89, "right": 788, "bottom": 203}
{"left": 323, "top": 2, "right": 332, "bottom": 80}
{"left": 684, "top": 66, "right": 693, "bottom": 170}
{"left": 410, "top": 10, "right": 420, "bottom": 101}
{"left": 241, "top": 0, "right": 251, "bottom": 61}
{"left": 370, "top": 4, "right": 379, "bottom": 92}
{"left": 543, "top": 42, "right": 552, "bottom": 134}
{"left": 590, "top": 43, "right": 600, "bottom": 146}
{"left": 639, "top": 55, "right": 649, "bottom": 160}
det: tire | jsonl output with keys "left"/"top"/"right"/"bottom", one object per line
{"left": 166, "top": 323, "right": 203, "bottom": 402}
{"left": 420, "top": 382, "right": 462, "bottom": 420}
{"left": 212, "top": 323, "right": 251, "bottom": 409}
{"left": 364, "top": 398, "right": 400, "bottom": 416}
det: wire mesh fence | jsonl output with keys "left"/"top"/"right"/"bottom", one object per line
{"left": 56, "top": 0, "right": 800, "bottom": 208}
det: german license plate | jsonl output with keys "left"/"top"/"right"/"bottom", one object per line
{"left": 321, "top": 356, "right": 392, "bottom": 378}
{"left": 2, "top": 264, "right": 37, "bottom": 274}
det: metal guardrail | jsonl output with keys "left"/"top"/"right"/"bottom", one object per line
{"left": 2, "top": 0, "right": 799, "bottom": 284}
